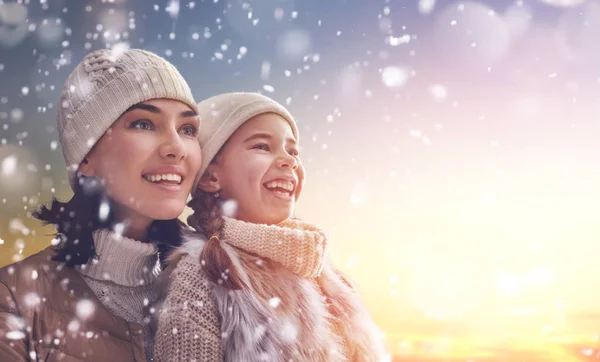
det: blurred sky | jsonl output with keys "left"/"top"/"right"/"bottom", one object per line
{"left": 2, "top": 0, "right": 600, "bottom": 360}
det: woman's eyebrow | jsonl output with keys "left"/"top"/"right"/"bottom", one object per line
{"left": 123, "top": 103, "right": 198, "bottom": 119}
{"left": 123, "top": 103, "right": 161, "bottom": 114}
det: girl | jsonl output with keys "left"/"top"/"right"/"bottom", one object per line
{"left": 0, "top": 48, "right": 201, "bottom": 361}
{"left": 155, "top": 92, "right": 387, "bottom": 361}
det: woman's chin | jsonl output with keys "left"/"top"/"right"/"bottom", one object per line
{"left": 143, "top": 203, "right": 185, "bottom": 221}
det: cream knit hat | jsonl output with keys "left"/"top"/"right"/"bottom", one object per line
{"left": 57, "top": 48, "right": 197, "bottom": 190}
{"left": 195, "top": 92, "right": 300, "bottom": 189}
{"left": 192, "top": 92, "right": 304, "bottom": 195}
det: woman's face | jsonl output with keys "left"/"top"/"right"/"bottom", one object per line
{"left": 80, "top": 98, "right": 202, "bottom": 232}
{"left": 205, "top": 113, "right": 304, "bottom": 225}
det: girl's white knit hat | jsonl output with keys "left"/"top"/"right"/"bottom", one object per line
{"left": 195, "top": 92, "right": 299, "bottom": 195}
{"left": 57, "top": 48, "right": 197, "bottom": 191}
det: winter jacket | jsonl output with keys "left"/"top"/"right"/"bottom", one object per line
{"left": 0, "top": 247, "right": 149, "bottom": 362}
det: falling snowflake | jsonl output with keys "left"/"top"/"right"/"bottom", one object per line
{"left": 279, "top": 321, "right": 298, "bottom": 343}
{"left": 23, "top": 292, "right": 41, "bottom": 307}
{"left": 254, "top": 324, "right": 267, "bottom": 339}
{"left": 418, "top": 0, "right": 436, "bottom": 14}
{"left": 276, "top": 29, "right": 311, "bottom": 61}
{"left": 6, "top": 331, "right": 26, "bottom": 340}
{"left": 238, "top": 46, "right": 247, "bottom": 59}
{"left": 0, "top": 3, "right": 29, "bottom": 48}
{"left": 10, "top": 108, "right": 23, "bottom": 123}
{"left": 76, "top": 299, "right": 95, "bottom": 320}
{"left": 541, "top": 0, "right": 589, "bottom": 7}
{"left": 409, "top": 129, "right": 422, "bottom": 138}
{"left": 389, "top": 35, "right": 410, "bottom": 46}
{"left": 430, "top": 84, "right": 448, "bottom": 101}
{"left": 166, "top": 0, "right": 180, "bottom": 18}
{"left": 381, "top": 66, "right": 409, "bottom": 88}
{"left": 113, "top": 222, "right": 126, "bottom": 238}
{"left": 1, "top": 155, "right": 16, "bottom": 176}
{"left": 110, "top": 42, "right": 131, "bottom": 59}
{"left": 349, "top": 182, "right": 369, "bottom": 205}
{"left": 67, "top": 319, "right": 80, "bottom": 332}
{"left": 36, "top": 17, "right": 65, "bottom": 48}
{"left": 268, "top": 297, "right": 281, "bottom": 308}
{"left": 261, "top": 61, "right": 271, "bottom": 80}
{"left": 98, "top": 199, "right": 110, "bottom": 222}
{"left": 221, "top": 199, "right": 238, "bottom": 218}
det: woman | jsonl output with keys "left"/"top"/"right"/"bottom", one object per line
{"left": 0, "top": 48, "right": 201, "bottom": 361}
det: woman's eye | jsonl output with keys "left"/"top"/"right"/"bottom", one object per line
{"left": 253, "top": 143, "right": 269, "bottom": 151}
{"left": 131, "top": 119, "right": 153, "bottom": 130}
{"left": 180, "top": 125, "right": 198, "bottom": 136}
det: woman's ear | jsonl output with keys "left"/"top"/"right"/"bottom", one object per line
{"left": 78, "top": 158, "right": 95, "bottom": 177}
{"left": 197, "top": 164, "right": 221, "bottom": 193}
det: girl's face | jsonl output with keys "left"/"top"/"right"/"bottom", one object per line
{"left": 80, "top": 98, "right": 202, "bottom": 234}
{"left": 206, "top": 113, "right": 304, "bottom": 225}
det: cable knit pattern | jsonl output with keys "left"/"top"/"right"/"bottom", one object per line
{"left": 155, "top": 222, "right": 388, "bottom": 361}
{"left": 155, "top": 253, "right": 223, "bottom": 361}
{"left": 221, "top": 217, "right": 327, "bottom": 278}
{"left": 76, "top": 229, "right": 162, "bottom": 361}
{"left": 77, "top": 229, "right": 161, "bottom": 286}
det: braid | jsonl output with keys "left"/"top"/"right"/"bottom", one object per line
{"left": 187, "top": 190, "right": 224, "bottom": 236}
{"left": 187, "top": 191, "right": 247, "bottom": 290}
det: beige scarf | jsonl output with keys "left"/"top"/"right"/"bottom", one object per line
{"left": 221, "top": 217, "right": 328, "bottom": 277}
{"left": 212, "top": 217, "right": 387, "bottom": 361}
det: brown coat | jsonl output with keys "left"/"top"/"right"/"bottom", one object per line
{"left": 0, "top": 247, "right": 148, "bottom": 361}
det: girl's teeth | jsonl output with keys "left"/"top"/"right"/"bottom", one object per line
{"left": 265, "top": 180, "right": 294, "bottom": 191}
{"left": 273, "top": 190, "right": 290, "bottom": 198}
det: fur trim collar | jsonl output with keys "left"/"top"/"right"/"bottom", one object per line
{"left": 167, "top": 232, "right": 387, "bottom": 361}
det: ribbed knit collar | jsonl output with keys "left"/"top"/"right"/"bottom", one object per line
{"left": 221, "top": 217, "right": 328, "bottom": 278}
{"left": 76, "top": 228, "right": 160, "bottom": 287}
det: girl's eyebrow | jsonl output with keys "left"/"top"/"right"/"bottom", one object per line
{"left": 180, "top": 110, "right": 198, "bottom": 118}
{"left": 243, "top": 133, "right": 297, "bottom": 144}
{"left": 243, "top": 133, "right": 272, "bottom": 143}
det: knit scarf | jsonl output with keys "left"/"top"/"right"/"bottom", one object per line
{"left": 209, "top": 217, "right": 387, "bottom": 362}
{"left": 221, "top": 217, "right": 328, "bottom": 278}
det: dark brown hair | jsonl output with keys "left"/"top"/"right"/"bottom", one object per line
{"left": 34, "top": 175, "right": 182, "bottom": 268}
{"left": 187, "top": 189, "right": 247, "bottom": 290}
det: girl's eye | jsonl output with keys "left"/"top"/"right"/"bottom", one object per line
{"left": 253, "top": 143, "right": 270, "bottom": 151}
{"left": 288, "top": 148, "right": 300, "bottom": 157}
{"left": 180, "top": 125, "right": 198, "bottom": 137}
{"left": 131, "top": 119, "right": 153, "bottom": 130}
